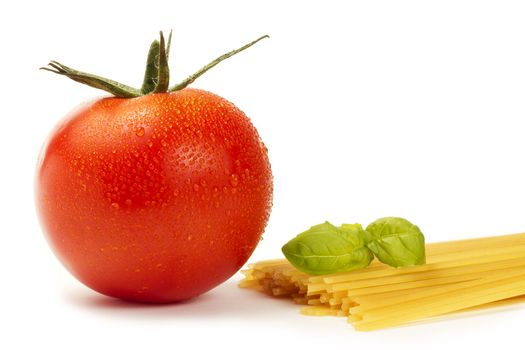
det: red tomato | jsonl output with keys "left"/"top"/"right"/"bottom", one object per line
{"left": 35, "top": 88, "right": 273, "bottom": 303}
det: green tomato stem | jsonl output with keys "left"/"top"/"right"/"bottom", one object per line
{"left": 40, "top": 61, "right": 141, "bottom": 98}
{"left": 42, "top": 31, "right": 268, "bottom": 98}
{"left": 152, "top": 31, "right": 170, "bottom": 93}
{"left": 166, "top": 30, "right": 173, "bottom": 61}
{"left": 169, "top": 35, "right": 269, "bottom": 91}
{"left": 140, "top": 39, "right": 161, "bottom": 94}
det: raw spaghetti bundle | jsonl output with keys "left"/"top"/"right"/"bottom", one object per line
{"left": 239, "top": 232, "right": 525, "bottom": 331}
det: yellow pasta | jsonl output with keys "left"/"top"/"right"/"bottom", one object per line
{"left": 350, "top": 265, "right": 525, "bottom": 314}
{"left": 353, "top": 274, "right": 525, "bottom": 331}
{"left": 239, "top": 232, "right": 525, "bottom": 331}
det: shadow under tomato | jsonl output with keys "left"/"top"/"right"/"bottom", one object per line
{"left": 81, "top": 292, "right": 202, "bottom": 308}
{"left": 64, "top": 277, "right": 298, "bottom": 320}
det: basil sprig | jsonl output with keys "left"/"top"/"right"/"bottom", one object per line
{"left": 281, "top": 217, "right": 426, "bottom": 275}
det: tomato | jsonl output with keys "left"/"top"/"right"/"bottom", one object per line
{"left": 35, "top": 88, "right": 273, "bottom": 303}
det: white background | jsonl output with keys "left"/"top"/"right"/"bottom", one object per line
{"left": 2, "top": 0, "right": 525, "bottom": 349}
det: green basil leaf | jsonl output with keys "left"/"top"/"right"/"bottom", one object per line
{"left": 365, "top": 217, "right": 426, "bottom": 267}
{"left": 340, "top": 223, "right": 373, "bottom": 244}
{"left": 304, "top": 221, "right": 340, "bottom": 235}
{"left": 281, "top": 222, "right": 374, "bottom": 275}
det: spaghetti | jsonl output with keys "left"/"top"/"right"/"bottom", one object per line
{"left": 239, "top": 232, "right": 525, "bottom": 331}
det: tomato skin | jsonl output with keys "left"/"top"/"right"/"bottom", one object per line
{"left": 35, "top": 88, "right": 273, "bottom": 303}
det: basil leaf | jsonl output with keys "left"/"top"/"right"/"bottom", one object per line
{"left": 304, "top": 221, "right": 340, "bottom": 235}
{"left": 281, "top": 222, "right": 373, "bottom": 275}
{"left": 365, "top": 217, "right": 426, "bottom": 267}
{"left": 340, "top": 223, "right": 373, "bottom": 244}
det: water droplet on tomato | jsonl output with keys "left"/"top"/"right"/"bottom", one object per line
{"left": 135, "top": 127, "right": 145, "bottom": 137}
{"left": 111, "top": 203, "right": 120, "bottom": 209}
{"left": 230, "top": 174, "right": 239, "bottom": 187}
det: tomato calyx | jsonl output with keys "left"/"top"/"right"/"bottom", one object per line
{"left": 142, "top": 30, "right": 171, "bottom": 95}
{"left": 41, "top": 31, "right": 269, "bottom": 98}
